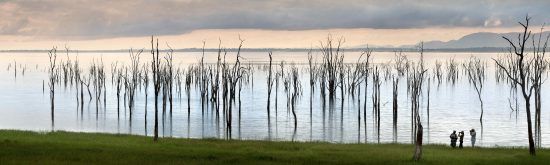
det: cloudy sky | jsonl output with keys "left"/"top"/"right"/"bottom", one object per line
{"left": 1, "top": 0, "right": 549, "bottom": 50}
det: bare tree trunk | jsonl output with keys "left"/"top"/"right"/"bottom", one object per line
{"left": 427, "top": 79, "right": 430, "bottom": 134}
{"left": 413, "top": 123, "right": 423, "bottom": 161}
{"left": 535, "top": 88, "right": 541, "bottom": 147}
{"left": 525, "top": 101, "right": 536, "bottom": 155}
{"left": 152, "top": 36, "right": 160, "bottom": 142}
{"left": 267, "top": 52, "right": 273, "bottom": 139}
{"left": 80, "top": 80, "right": 84, "bottom": 114}
{"left": 392, "top": 78, "right": 398, "bottom": 142}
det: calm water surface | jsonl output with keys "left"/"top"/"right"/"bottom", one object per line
{"left": 0, "top": 51, "right": 548, "bottom": 147}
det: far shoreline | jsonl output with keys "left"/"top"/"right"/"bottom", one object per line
{"left": 0, "top": 47, "right": 511, "bottom": 53}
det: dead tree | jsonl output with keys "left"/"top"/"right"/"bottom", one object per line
{"left": 90, "top": 58, "right": 105, "bottom": 120}
{"left": 14, "top": 61, "right": 17, "bottom": 79}
{"left": 221, "top": 37, "right": 247, "bottom": 139}
{"left": 372, "top": 67, "right": 381, "bottom": 143}
{"left": 48, "top": 47, "right": 58, "bottom": 130}
{"left": 433, "top": 60, "right": 443, "bottom": 86}
{"left": 151, "top": 36, "right": 161, "bottom": 142}
{"left": 287, "top": 67, "right": 302, "bottom": 141}
{"left": 74, "top": 55, "right": 80, "bottom": 112}
{"left": 142, "top": 64, "right": 150, "bottom": 135}
{"left": 80, "top": 75, "right": 84, "bottom": 114}
{"left": 163, "top": 46, "right": 174, "bottom": 137}
{"left": 348, "top": 50, "right": 368, "bottom": 143}
{"left": 320, "top": 35, "right": 345, "bottom": 100}
{"left": 531, "top": 24, "right": 549, "bottom": 148}
{"left": 392, "top": 76, "right": 399, "bottom": 142}
{"left": 266, "top": 51, "right": 274, "bottom": 139}
{"left": 465, "top": 57, "right": 486, "bottom": 123}
{"left": 128, "top": 49, "right": 142, "bottom": 127}
{"left": 161, "top": 62, "right": 168, "bottom": 137}
{"left": 411, "top": 43, "right": 427, "bottom": 161}
{"left": 164, "top": 46, "right": 174, "bottom": 121}
{"left": 113, "top": 64, "right": 123, "bottom": 121}
{"left": 392, "top": 51, "right": 407, "bottom": 142}
{"left": 493, "top": 16, "right": 538, "bottom": 155}
{"left": 275, "top": 61, "right": 284, "bottom": 130}
{"left": 212, "top": 40, "right": 222, "bottom": 137}
{"left": 185, "top": 66, "right": 193, "bottom": 138}
{"left": 362, "top": 49, "right": 372, "bottom": 142}
{"left": 307, "top": 49, "right": 317, "bottom": 140}
{"left": 446, "top": 58, "right": 459, "bottom": 85}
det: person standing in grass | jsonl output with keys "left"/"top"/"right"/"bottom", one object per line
{"left": 458, "top": 131, "right": 465, "bottom": 148}
{"left": 450, "top": 131, "right": 458, "bottom": 148}
{"left": 470, "top": 129, "right": 476, "bottom": 147}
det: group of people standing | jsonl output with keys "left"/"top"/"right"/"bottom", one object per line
{"left": 450, "top": 129, "right": 476, "bottom": 148}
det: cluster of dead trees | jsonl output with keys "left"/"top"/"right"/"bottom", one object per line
{"left": 494, "top": 16, "right": 549, "bottom": 155}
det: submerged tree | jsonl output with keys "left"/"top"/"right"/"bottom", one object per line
{"left": 320, "top": 35, "right": 345, "bottom": 100}
{"left": 445, "top": 58, "right": 459, "bottom": 85}
{"left": 307, "top": 49, "right": 317, "bottom": 140}
{"left": 48, "top": 47, "right": 58, "bottom": 130}
{"left": 362, "top": 49, "right": 372, "bottom": 143}
{"left": 128, "top": 49, "right": 143, "bottom": 129}
{"left": 348, "top": 50, "right": 368, "bottom": 143}
{"left": 531, "top": 25, "right": 549, "bottom": 148}
{"left": 266, "top": 51, "right": 274, "bottom": 139}
{"left": 164, "top": 46, "right": 174, "bottom": 128}
{"left": 465, "top": 57, "right": 486, "bottom": 123}
{"left": 151, "top": 36, "right": 161, "bottom": 142}
{"left": 392, "top": 51, "right": 407, "bottom": 142}
{"left": 372, "top": 67, "right": 381, "bottom": 143}
{"left": 185, "top": 66, "right": 193, "bottom": 138}
{"left": 392, "top": 76, "right": 399, "bottom": 142}
{"left": 142, "top": 64, "right": 150, "bottom": 135}
{"left": 286, "top": 66, "right": 302, "bottom": 141}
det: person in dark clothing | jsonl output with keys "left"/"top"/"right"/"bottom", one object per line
{"left": 470, "top": 129, "right": 477, "bottom": 147}
{"left": 450, "top": 131, "right": 458, "bottom": 148}
{"left": 458, "top": 131, "right": 465, "bottom": 149}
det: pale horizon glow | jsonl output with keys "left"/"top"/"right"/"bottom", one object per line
{"left": 0, "top": 27, "right": 526, "bottom": 50}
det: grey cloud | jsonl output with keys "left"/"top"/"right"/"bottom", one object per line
{"left": 0, "top": 0, "right": 549, "bottom": 38}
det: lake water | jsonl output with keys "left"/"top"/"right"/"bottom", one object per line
{"left": 0, "top": 51, "right": 548, "bottom": 148}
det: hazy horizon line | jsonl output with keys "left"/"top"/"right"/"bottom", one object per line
{"left": 0, "top": 47, "right": 512, "bottom": 53}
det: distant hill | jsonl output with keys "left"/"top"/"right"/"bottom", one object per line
{"left": 420, "top": 31, "right": 550, "bottom": 49}
{"left": 351, "top": 31, "right": 550, "bottom": 51}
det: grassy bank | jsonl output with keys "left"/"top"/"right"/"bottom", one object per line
{"left": 0, "top": 130, "right": 547, "bottom": 164}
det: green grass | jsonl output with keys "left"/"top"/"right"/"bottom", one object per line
{"left": 0, "top": 130, "right": 547, "bottom": 164}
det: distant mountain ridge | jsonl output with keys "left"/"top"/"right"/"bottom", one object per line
{"left": 420, "top": 31, "right": 550, "bottom": 49}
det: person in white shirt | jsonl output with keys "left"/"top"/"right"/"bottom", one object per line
{"left": 469, "top": 129, "right": 476, "bottom": 147}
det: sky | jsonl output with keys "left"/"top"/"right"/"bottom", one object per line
{"left": 1, "top": 0, "right": 549, "bottom": 50}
